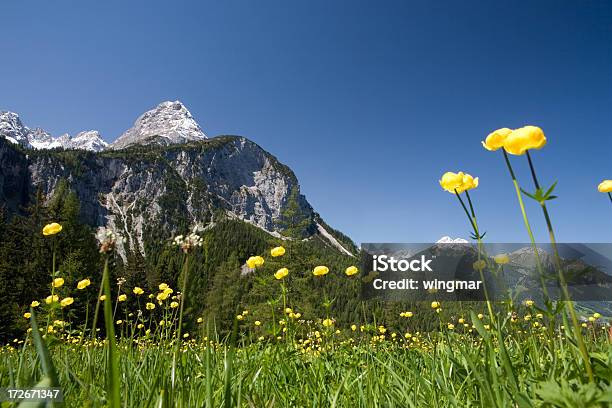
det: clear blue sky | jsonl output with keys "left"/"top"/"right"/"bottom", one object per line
{"left": 2, "top": 1, "right": 611, "bottom": 244}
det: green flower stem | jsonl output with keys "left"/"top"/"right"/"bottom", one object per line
{"left": 172, "top": 253, "right": 191, "bottom": 393}
{"left": 455, "top": 191, "right": 495, "bottom": 325}
{"left": 502, "top": 150, "right": 550, "bottom": 301}
{"left": 525, "top": 151, "right": 593, "bottom": 381}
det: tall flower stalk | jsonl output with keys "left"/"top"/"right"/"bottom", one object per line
{"left": 171, "top": 230, "right": 203, "bottom": 391}
{"left": 439, "top": 171, "right": 495, "bottom": 323}
{"left": 486, "top": 125, "right": 593, "bottom": 381}
{"left": 483, "top": 129, "right": 550, "bottom": 302}
{"left": 523, "top": 149, "right": 593, "bottom": 381}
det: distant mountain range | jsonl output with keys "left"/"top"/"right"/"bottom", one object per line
{"left": 0, "top": 100, "right": 210, "bottom": 152}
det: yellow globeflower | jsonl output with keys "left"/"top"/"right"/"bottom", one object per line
{"left": 439, "top": 172, "right": 479, "bottom": 194}
{"left": 597, "top": 180, "right": 612, "bottom": 193}
{"left": 99, "top": 295, "right": 106, "bottom": 301}
{"left": 159, "top": 283, "right": 169, "bottom": 291}
{"left": 24, "top": 312, "right": 31, "bottom": 319}
{"left": 447, "top": 323, "right": 455, "bottom": 330}
{"left": 118, "top": 294, "right": 127, "bottom": 302}
{"left": 274, "top": 267, "right": 289, "bottom": 280}
{"left": 77, "top": 279, "right": 91, "bottom": 290}
{"left": 31, "top": 300, "right": 40, "bottom": 308}
{"left": 45, "top": 295, "right": 59, "bottom": 304}
{"left": 494, "top": 254, "right": 510, "bottom": 265}
{"left": 271, "top": 246, "right": 286, "bottom": 257}
{"left": 60, "top": 297, "right": 74, "bottom": 307}
{"left": 322, "top": 318, "right": 333, "bottom": 327}
{"left": 313, "top": 266, "right": 329, "bottom": 276}
{"left": 255, "top": 320, "right": 261, "bottom": 326}
{"left": 525, "top": 299, "right": 534, "bottom": 307}
{"left": 146, "top": 302, "right": 155, "bottom": 310}
{"left": 170, "top": 301, "right": 179, "bottom": 309}
{"left": 156, "top": 292, "right": 169, "bottom": 302}
{"left": 345, "top": 266, "right": 359, "bottom": 276}
{"left": 133, "top": 287, "right": 144, "bottom": 295}
{"left": 482, "top": 128, "right": 512, "bottom": 151}
{"left": 247, "top": 256, "right": 265, "bottom": 269}
{"left": 52, "top": 277, "right": 64, "bottom": 288}
{"left": 42, "top": 222, "right": 62, "bottom": 236}
{"left": 503, "top": 126, "right": 547, "bottom": 155}
{"left": 351, "top": 324, "right": 357, "bottom": 331}
{"left": 431, "top": 301, "right": 440, "bottom": 309}
{"left": 473, "top": 260, "right": 487, "bottom": 271}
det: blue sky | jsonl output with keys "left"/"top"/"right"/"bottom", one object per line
{"left": 1, "top": 1, "right": 611, "bottom": 244}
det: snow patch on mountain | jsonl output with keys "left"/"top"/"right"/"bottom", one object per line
{"left": 317, "top": 223, "right": 354, "bottom": 256}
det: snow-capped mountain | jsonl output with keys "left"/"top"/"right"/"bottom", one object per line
{"left": 1, "top": 100, "right": 204, "bottom": 152}
{"left": 0, "top": 111, "right": 108, "bottom": 152}
{"left": 110, "top": 101, "right": 206, "bottom": 150}
{"left": 0, "top": 111, "right": 30, "bottom": 146}
{"left": 437, "top": 236, "right": 469, "bottom": 244}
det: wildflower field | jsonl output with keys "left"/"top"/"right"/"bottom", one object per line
{"left": 1, "top": 126, "right": 612, "bottom": 407}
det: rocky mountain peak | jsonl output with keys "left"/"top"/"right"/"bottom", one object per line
{"left": 0, "top": 111, "right": 29, "bottom": 146}
{"left": 110, "top": 100, "right": 207, "bottom": 150}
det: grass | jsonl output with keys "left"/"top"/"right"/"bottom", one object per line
{"left": 1, "top": 299, "right": 611, "bottom": 407}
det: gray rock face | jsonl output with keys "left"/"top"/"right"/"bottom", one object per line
{"left": 24, "top": 136, "right": 313, "bottom": 259}
{"left": 110, "top": 101, "right": 206, "bottom": 150}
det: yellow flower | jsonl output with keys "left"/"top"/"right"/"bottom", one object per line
{"left": 99, "top": 295, "right": 106, "bottom": 301}
{"left": 52, "top": 277, "right": 64, "bottom": 288}
{"left": 473, "top": 260, "right": 487, "bottom": 271}
{"left": 255, "top": 320, "right": 261, "bottom": 326}
{"left": 322, "top": 318, "right": 333, "bottom": 327}
{"left": 77, "top": 279, "right": 91, "bottom": 290}
{"left": 42, "top": 222, "right": 62, "bottom": 236}
{"left": 31, "top": 300, "right": 40, "bottom": 308}
{"left": 146, "top": 302, "right": 155, "bottom": 310}
{"left": 60, "top": 297, "right": 74, "bottom": 307}
{"left": 482, "top": 128, "right": 512, "bottom": 151}
{"left": 494, "top": 254, "right": 510, "bottom": 265}
{"left": 118, "top": 294, "right": 127, "bottom": 302}
{"left": 525, "top": 299, "right": 534, "bottom": 307}
{"left": 197, "top": 317, "right": 203, "bottom": 323}
{"left": 137, "top": 323, "right": 144, "bottom": 329}
{"left": 477, "top": 313, "right": 484, "bottom": 319}
{"left": 345, "top": 266, "right": 358, "bottom": 276}
{"left": 116, "top": 320, "right": 123, "bottom": 325}
{"left": 236, "top": 314, "right": 244, "bottom": 320}
{"left": 170, "top": 301, "right": 179, "bottom": 308}
{"left": 24, "top": 312, "right": 31, "bottom": 319}
{"left": 439, "top": 172, "right": 479, "bottom": 194}
{"left": 158, "top": 283, "right": 169, "bottom": 291}
{"left": 447, "top": 323, "right": 455, "bottom": 330}
{"left": 313, "top": 266, "right": 329, "bottom": 276}
{"left": 246, "top": 256, "right": 265, "bottom": 269}
{"left": 351, "top": 324, "right": 357, "bottom": 331}
{"left": 274, "top": 267, "right": 289, "bottom": 280}
{"left": 431, "top": 301, "right": 440, "bottom": 309}
{"left": 133, "top": 287, "right": 144, "bottom": 295}
{"left": 271, "top": 246, "right": 286, "bottom": 257}
{"left": 598, "top": 180, "right": 612, "bottom": 193}
{"left": 503, "top": 126, "right": 546, "bottom": 155}
{"left": 593, "top": 312, "right": 601, "bottom": 319}
{"left": 45, "top": 295, "right": 59, "bottom": 304}
{"left": 156, "top": 292, "right": 169, "bottom": 302}
{"left": 458, "top": 318, "right": 465, "bottom": 324}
